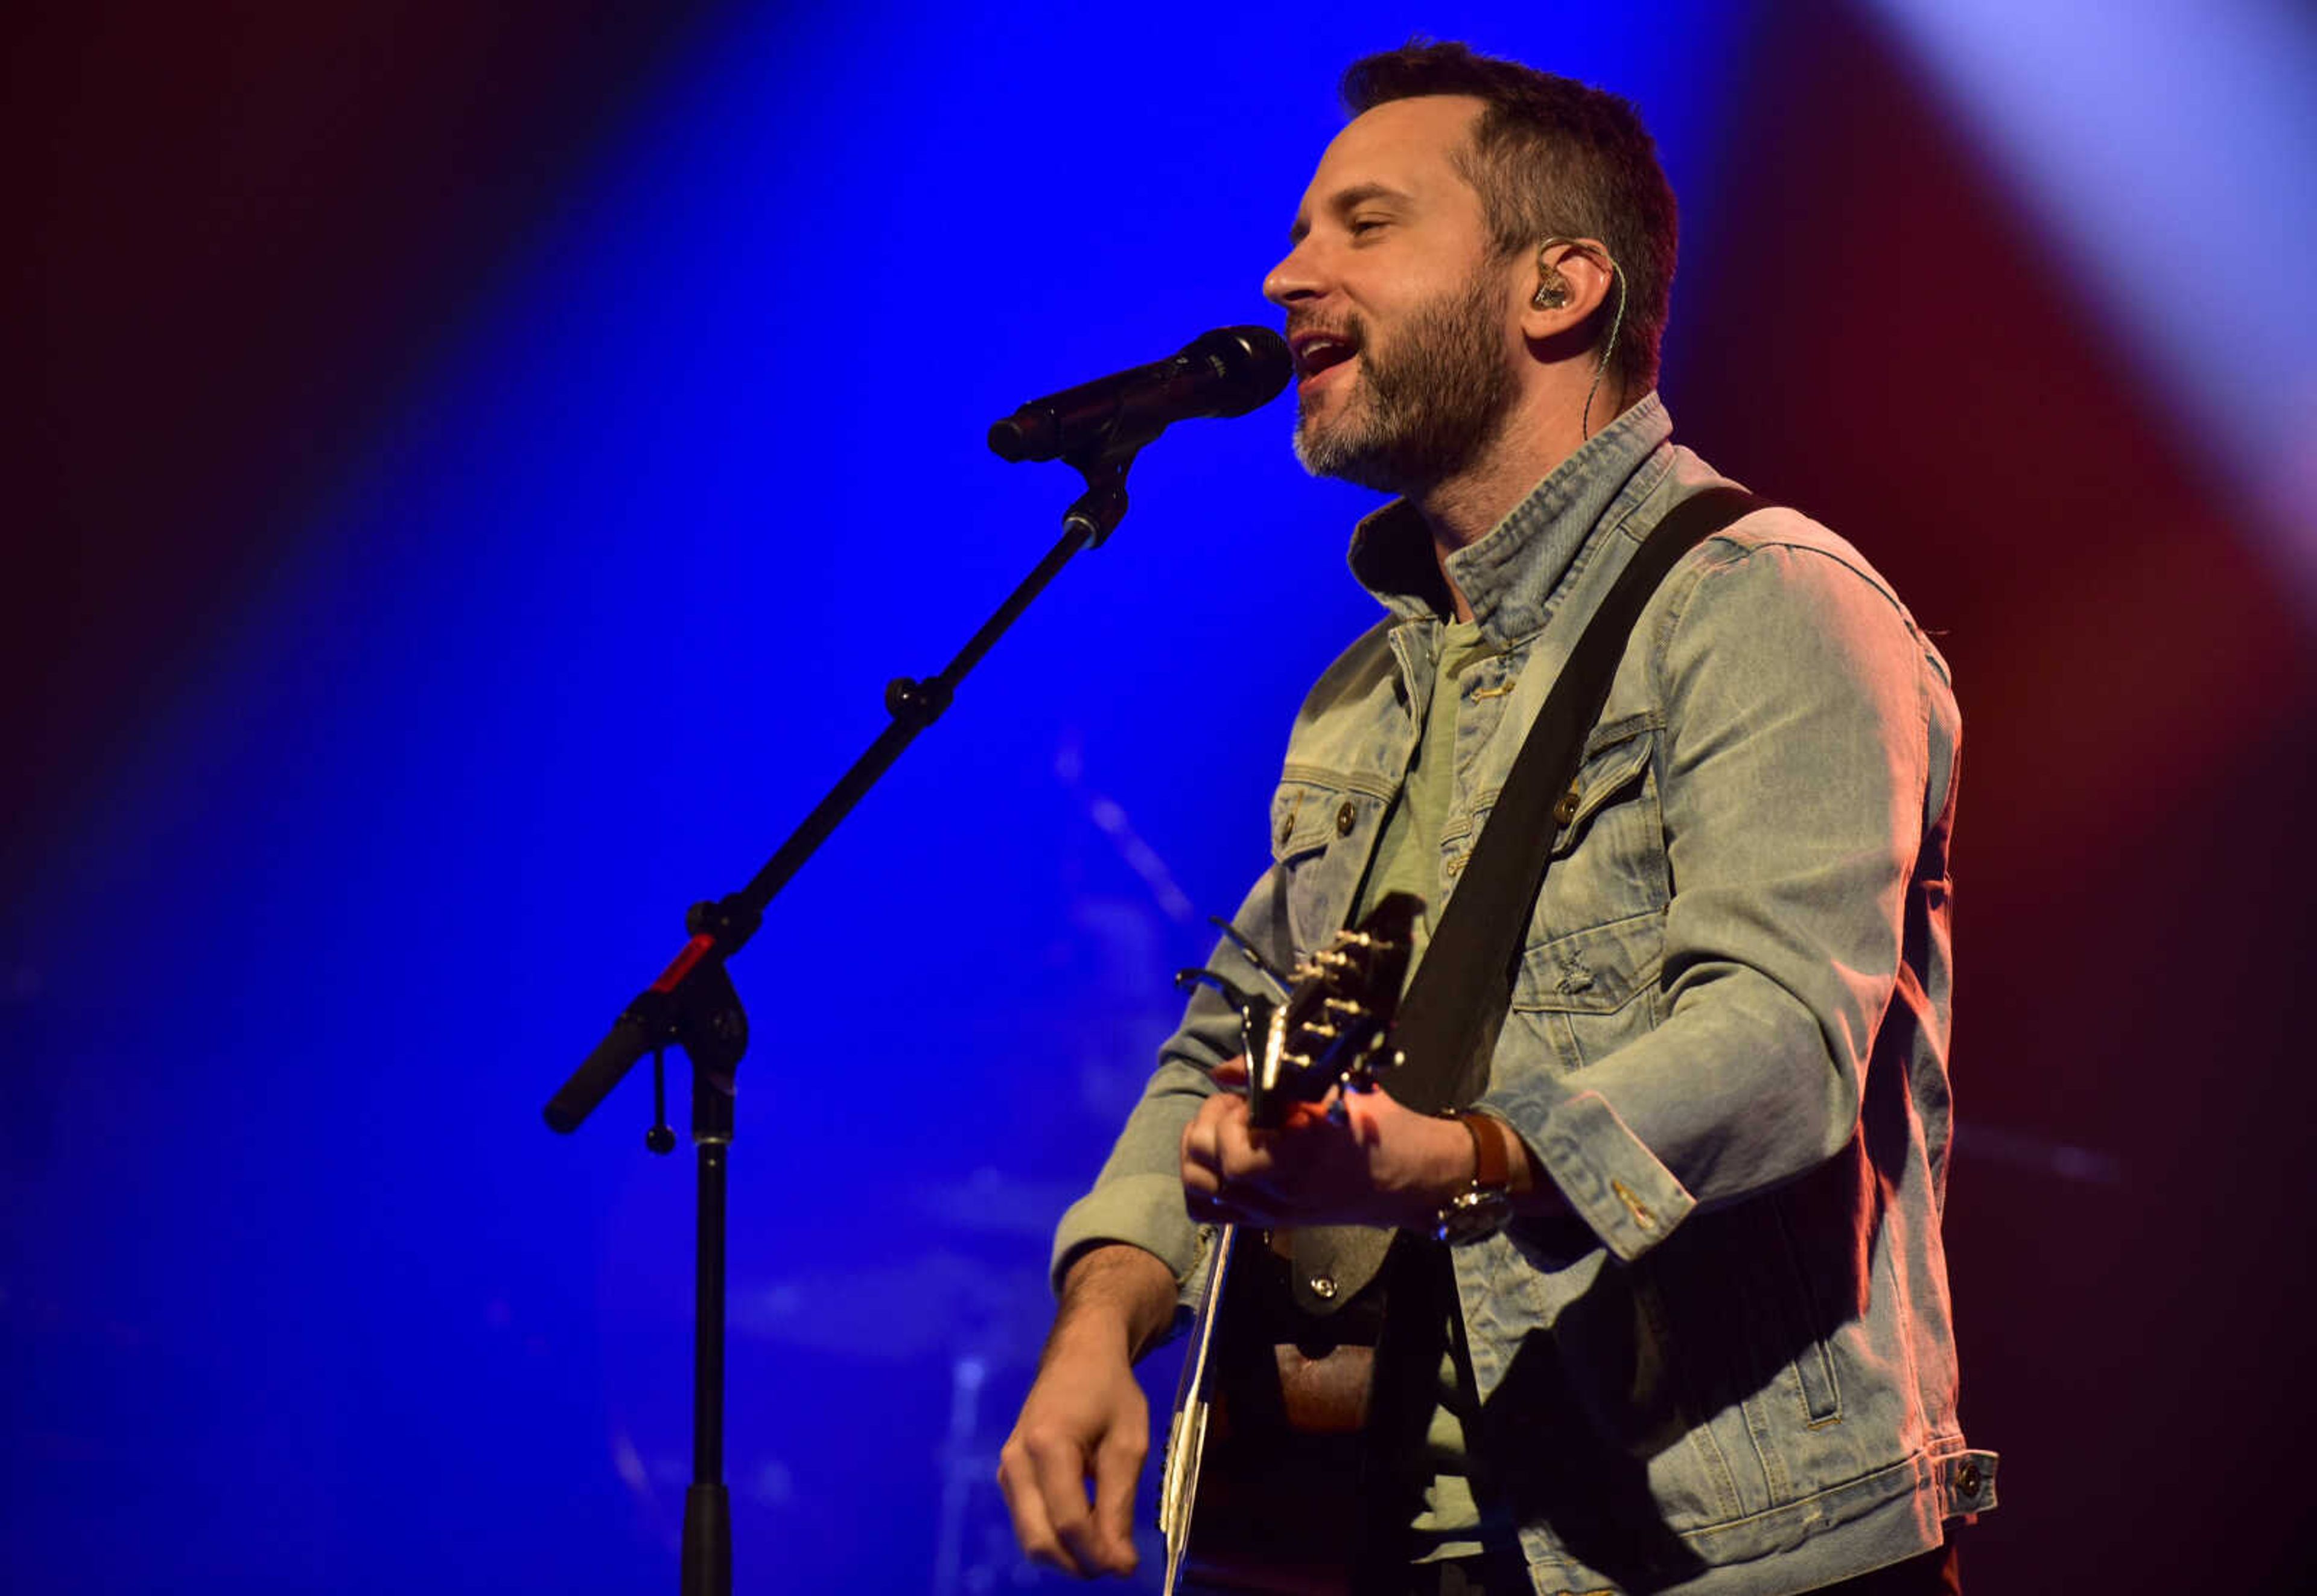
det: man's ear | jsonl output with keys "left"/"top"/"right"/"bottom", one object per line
{"left": 1519, "top": 236, "right": 1619, "bottom": 342}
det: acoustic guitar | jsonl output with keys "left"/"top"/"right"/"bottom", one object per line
{"left": 1159, "top": 892, "right": 1423, "bottom": 1596}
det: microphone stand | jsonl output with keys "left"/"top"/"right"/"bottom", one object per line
{"left": 541, "top": 444, "right": 1139, "bottom": 1596}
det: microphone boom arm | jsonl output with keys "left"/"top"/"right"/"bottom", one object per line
{"left": 540, "top": 325, "right": 1286, "bottom": 1595}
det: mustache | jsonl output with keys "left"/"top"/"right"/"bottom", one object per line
{"left": 1286, "top": 311, "right": 1367, "bottom": 347}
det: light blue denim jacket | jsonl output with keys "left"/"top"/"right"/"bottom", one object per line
{"left": 1052, "top": 396, "right": 1996, "bottom": 1594}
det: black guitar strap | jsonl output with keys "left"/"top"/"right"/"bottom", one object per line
{"left": 1391, "top": 484, "right": 1769, "bottom": 1111}
{"left": 1289, "top": 486, "right": 1767, "bottom": 1314}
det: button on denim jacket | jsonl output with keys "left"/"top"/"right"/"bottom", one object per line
{"left": 1053, "top": 396, "right": 1997, "bottom": 1594}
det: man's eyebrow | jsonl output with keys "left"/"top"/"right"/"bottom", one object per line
{"left": 1286, "top": 182, "right": 1413, "bottom": 244}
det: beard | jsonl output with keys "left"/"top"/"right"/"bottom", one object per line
{"left": 1292, "top": 270, "right": 1517, "bottom": 495}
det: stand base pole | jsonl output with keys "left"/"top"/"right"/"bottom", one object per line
{"left": 681, "top": 1483, "right": 731, "bottom": 1596}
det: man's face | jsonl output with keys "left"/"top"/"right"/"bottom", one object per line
{"left": 1265, "top": 95, "right": 1522, "bottom": 495}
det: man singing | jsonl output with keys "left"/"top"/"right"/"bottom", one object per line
{"left": 997, "top": 41, "right": 1994, "bottom": 1595}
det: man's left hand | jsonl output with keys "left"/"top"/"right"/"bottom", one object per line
{"left": 1178, "top": 1060, "right": 1475, "bottom": 1230}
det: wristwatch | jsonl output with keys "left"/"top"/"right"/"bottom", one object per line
{"left": 1432, "top": 1111, "right": 1516, "bottom": 1247}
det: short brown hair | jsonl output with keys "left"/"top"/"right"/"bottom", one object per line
{"left": 1341, "top": 40, "right": 1678, "bottom": 395}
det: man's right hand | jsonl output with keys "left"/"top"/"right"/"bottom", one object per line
{"left": 996, "top": 1244, "right": 1177, "bottom": 1579}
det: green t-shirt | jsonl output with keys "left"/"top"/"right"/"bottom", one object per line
{"left": 1359, "top": 617, "right": 1492, "bottom": 962}
{"left": 1352, "top": 618, "right": 1510, "bottom": 1564}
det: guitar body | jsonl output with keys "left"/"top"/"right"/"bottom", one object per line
{"left": 1162, "top": 1232, "right": 1397, "bottom": 1594}
{"left": 1160, "top": 895, "right": 1425, "bottom": 1596}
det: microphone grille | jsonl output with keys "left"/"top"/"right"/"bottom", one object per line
{"left": 1186, "top": 326, "right": 1293, "bottom": 417}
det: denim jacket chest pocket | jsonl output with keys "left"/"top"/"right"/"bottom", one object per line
{"left": 1497, "top": 719, "right": 1669, "bottom": 1072}
{"left": 1270, "top": 771, "right": 1385, "bottom": 954}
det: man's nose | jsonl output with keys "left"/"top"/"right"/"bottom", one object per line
{"left": 1263, "top": 243, "right": 1322, "bottom": 308}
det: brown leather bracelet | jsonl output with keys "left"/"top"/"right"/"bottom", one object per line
{"left": 1455, "top": 1111, "right": 1511, "bottom": 1192}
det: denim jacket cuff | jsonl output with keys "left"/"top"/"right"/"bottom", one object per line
{"left": 1492, "top": 1083, "right": 1699, "bottom": 1262}
{"left": 1049, "top": 1171, "right": 1204, "bottom": 1303}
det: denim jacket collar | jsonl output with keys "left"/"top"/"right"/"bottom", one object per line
{"left": 1346, "top": 392, "right": 1676, "bottom": 651}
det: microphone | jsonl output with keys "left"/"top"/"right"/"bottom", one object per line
{"left": 987, "top": 325, "right": 1292, "bottom": 463}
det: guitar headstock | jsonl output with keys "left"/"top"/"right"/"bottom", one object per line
{"left": 1247, "top": 891, "right": 1422, "bottom": 1130}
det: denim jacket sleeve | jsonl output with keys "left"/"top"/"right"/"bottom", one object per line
{"left": 1478, "top": 529, "right": 1958, "bottom": 1263}
{"left": 1043, "top": 866, "right": 1296, "bottom": 1302}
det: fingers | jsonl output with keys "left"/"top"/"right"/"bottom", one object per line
{"left": 1178, "top": 1072, "right": 1423, "bottom": 1229}
{"left": 1035, "top": 1431, "right": 1115, "bottom": 1576}
{"left": 1178, "top": 1093, "right": 1229, "bottom": 1205}
{"left": 997, "top": 1427, "right": 1134, "bottom": 1579}
{"left": 996, "top": 1357, "right": 1150, "bottom": 1582}
{"left": 1181, "top": 1092, "right": 1290, "bottom": 1224}
{"left": 996, "top": 1429, "right": 1085, "bottom": 1577}
{"left": 1180, "top": 1114, "right": 1232, "bottom": 1224}
{"left": 1179, "top": 1094, "right": 1233, "bottom": 1216}
{"left": 1091, "top": 1429, "right": 1147, "bottom": 1574}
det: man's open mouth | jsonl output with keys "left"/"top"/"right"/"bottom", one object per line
{"left": 1289, "top": 329, "right": 1360, "bottom": 382}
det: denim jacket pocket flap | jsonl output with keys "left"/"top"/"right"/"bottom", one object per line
{"left": 1270, "top": 775, "right": 1345, "bottom": 862}
{"left": 1511, "top": 909, "right": 1662, "bottom": 1016}
{"left": 1548, "top": 720, "right": 1655, "bottom": 857}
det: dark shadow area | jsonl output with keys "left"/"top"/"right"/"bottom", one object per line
{"left": 4, "top": 0, "right": 734, "bottom": 911}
